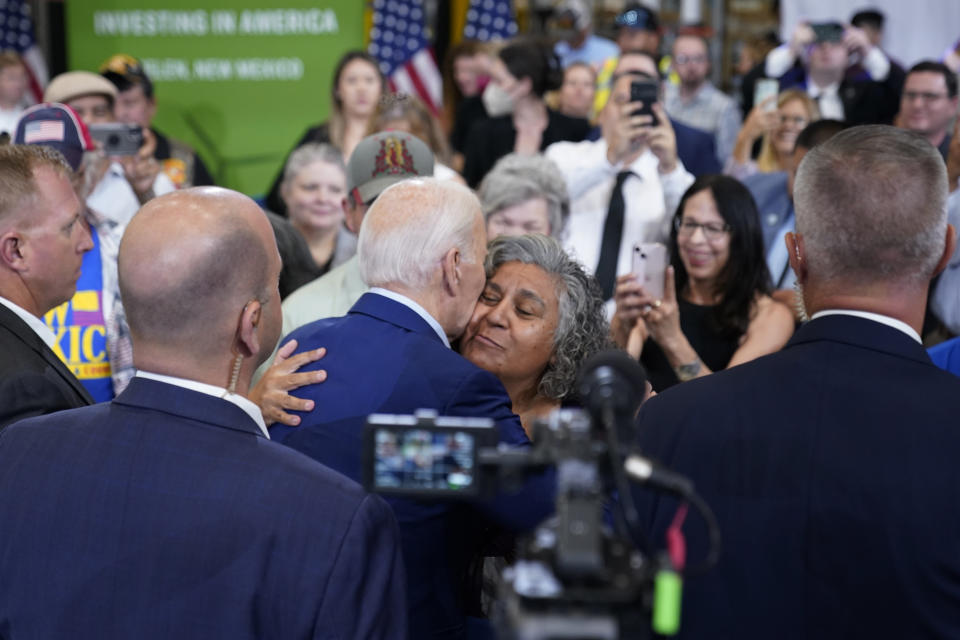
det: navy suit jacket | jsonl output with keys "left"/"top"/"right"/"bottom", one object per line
{"left": 0, "top": 302, "right": 93, "bottom": 430}
{"left": 0, "top": 377, "right": 406, "bottom": 640}
{"left": 671, "top": 119, "right": 722, "bottom": 177}
{"left": 743, "top": 170, "right": 792, "bottom": 255}
{"left": 272, "top": 292, "right": 555, "bottom": 639}
{"left": 632, "top": 315, "right": 960, "bottom": 639}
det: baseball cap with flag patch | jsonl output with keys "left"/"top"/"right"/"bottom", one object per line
{"left": 14, "top": 102, "right": 94, "bottom": 172}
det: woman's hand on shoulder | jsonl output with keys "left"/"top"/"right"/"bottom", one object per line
{"left": 249, "top": 339, "right": 328, "bottom": 427}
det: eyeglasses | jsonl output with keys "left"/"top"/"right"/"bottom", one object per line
{"left": 674, "top": 54, "right": 707, "bottom": 65}
{"left": 903, "top": 91, "right": 950, "bottom": 103}
{"left": 674, "top": 217, "right": 730, "bottom": 240}
{"left": 778, "top": 115, "right": 808, "bottom": 127}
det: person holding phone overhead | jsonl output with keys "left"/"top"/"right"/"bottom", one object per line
{"left": 545, "top": 50, "right": 693, "bottom": 303}
{"left": 763, "top": 20, "right": 902, "bottom": 126}
{"left": 611, "top": 175, "right": 794, "bottom": 391}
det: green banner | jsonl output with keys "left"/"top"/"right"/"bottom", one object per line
{"left": 66, "top": 3, "right": 365, "bottom": 197}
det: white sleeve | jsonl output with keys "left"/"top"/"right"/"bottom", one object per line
{"left": 658, "top": 161, "right": 695, "bottom": 239}
{"left": 765, "top": 44, "right": 796, "bottom": 79}
{"left": 862, "top": 47, "right": 890, "bottom": 81}
{"left": 545, "top": 142, "right": 620, "bottom": 201}
{"left": 152, "top": 171, "right": 176, "bottom": 196}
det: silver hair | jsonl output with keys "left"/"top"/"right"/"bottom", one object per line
{"left": 485, "top": 234, "right": 611, "bottom": 400}
{"left": 358, "top": 177, "right": 481, "bottom": 289}
{"left": 477, "top": 153, "right": 570, "bottom": 240}
{"left": 793, "top": 125, "right": 947, "bottom": 285}
{"left": 281, "top": 142, "right": 344, "bottom": 188}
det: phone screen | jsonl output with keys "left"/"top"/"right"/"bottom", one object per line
{"left": 754, "top": 78, "right": 779, "bottom": 112}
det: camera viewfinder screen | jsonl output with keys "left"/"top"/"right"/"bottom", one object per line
{"left": 373, "top": 428, "right": 476, "bottom": 492}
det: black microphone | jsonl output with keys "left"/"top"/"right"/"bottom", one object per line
{"left": 576, "top": 349, "right": 648, "bottom": 434}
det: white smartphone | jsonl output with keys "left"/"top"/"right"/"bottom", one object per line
{"left": 632, "top": 243, "right": 667, "bottom": 301}
{"left": 754, "top": 78, "right": 779, "bottom": 113}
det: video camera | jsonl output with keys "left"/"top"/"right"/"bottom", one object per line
{"left": 362, "top": 351, "right": 721, "bottom": 639}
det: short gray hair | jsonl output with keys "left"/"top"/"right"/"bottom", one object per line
{"left": 793, "top": 125, "right": 948, "bottom": 285}
{"left": 478, "top": 153, "right": 570, "bottom": 240}
{"left": 485, "top": 234, "right": 611, "bottom": 400}
{"left": 358, "top": 178, "right": 481, "bottom": 289}
{"left": 281, "top": 142, "right": 344, "bottom": 188}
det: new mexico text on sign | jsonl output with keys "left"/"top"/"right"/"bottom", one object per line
{"left": 67, "top": 3, "right": 364, "bottom": 197}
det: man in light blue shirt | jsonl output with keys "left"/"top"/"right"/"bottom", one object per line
{"left": 553, "top": 0, "right": 618, "bottom": 69}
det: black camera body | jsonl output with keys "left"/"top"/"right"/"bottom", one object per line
{"left": 363, "top": 408, "right": 660, "bottom": 639}
{"left": 361, "top": 351, "right": 715, "bottom": 638}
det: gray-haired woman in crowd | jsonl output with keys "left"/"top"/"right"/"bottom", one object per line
{"left": 460, "top": 233, "right": 610, "bottom": 435}
{"left": 477, "top": 153, "right": 570, "bottom": 241}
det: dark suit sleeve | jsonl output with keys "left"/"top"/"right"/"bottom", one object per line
{"left": 315, "top": 493, "right": 407, "bottom": 640}
{"left": 446, "top": 369, "right": 556, "bottom": 532}
{"left": 629, "top": 394, "right": 684, "bottom": 544}
{"left": 0, "top": 372, "right": 77, "bottom": 431}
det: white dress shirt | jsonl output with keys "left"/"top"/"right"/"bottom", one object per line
{"left": 0, "top": 105, "right": 23, "bottom": 136}
{"left": 811, "top": 310, "right": 921, "bottom": 344}
{"left": 546, "top": 138, "right": 694, "bottom": 290}
{"left": 806, "top": 81, "right": 844, "bottom": 121}
{"left": 134, "top": 370, "right": 269, "bottom": 438}
{"left": 0, "top": 295, "right": 57, "bottom": 349}
{"left": 86, "top": 162, "right": 176, "bottom": 227}
{"left": 368, "top": 287, "right": 451, "bottom": 348}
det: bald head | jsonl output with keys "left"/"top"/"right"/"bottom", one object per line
{"left": 358, "top": 178, "right": 483, "bottom": 290}
{"left": 119, "top": 187, "right": 281, "bottom": 367}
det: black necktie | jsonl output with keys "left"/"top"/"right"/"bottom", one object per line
{"left": 595, "top": 171, "right": 632, "bottom": 300}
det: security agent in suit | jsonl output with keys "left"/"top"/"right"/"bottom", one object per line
{"left": 0, "top": 145, "right": 94, "bottom": 430}
{"left": 270, "top": 178, "right": 555, "bottom": 640}
{"left": 632, "top": 126, "right": 960, "bottom": 639}
{"left": 0, "top": 187, "right": 407, "bottom": 639}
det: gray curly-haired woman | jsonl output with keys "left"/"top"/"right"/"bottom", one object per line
{"left": 459, "top": 233, "right": 612, "bottom": 435}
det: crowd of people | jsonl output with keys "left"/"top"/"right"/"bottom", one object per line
{"left": 1, "top": 2, "right": 960, "bottom": 638}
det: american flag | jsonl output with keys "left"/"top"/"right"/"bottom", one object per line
{"left": 22, "top": 119, "right": 64, "bottom": 144}
{"left": 0, "top": 0, "right": 48, "bottom": 103}
{"left": 463, "top": 0, "right": 517, "bottom": 41}
{"left": 369, "top": 0, "right": 442, "bottom": 115}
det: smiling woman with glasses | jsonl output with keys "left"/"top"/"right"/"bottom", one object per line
{"left": 727, "top": 89, "right": 819, "bottom": 180}
{"left": 612, "top": 175, "right": 795, "bottom": 390}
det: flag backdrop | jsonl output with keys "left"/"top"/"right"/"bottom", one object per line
{"left": 369, "top": 0, "right": 442, "bottom": 114}
{"left": 0, "top": 0, "right": 48, "bottom": 103}
{"left": 463, "top": 0, "right": 516, "bottom": 41}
